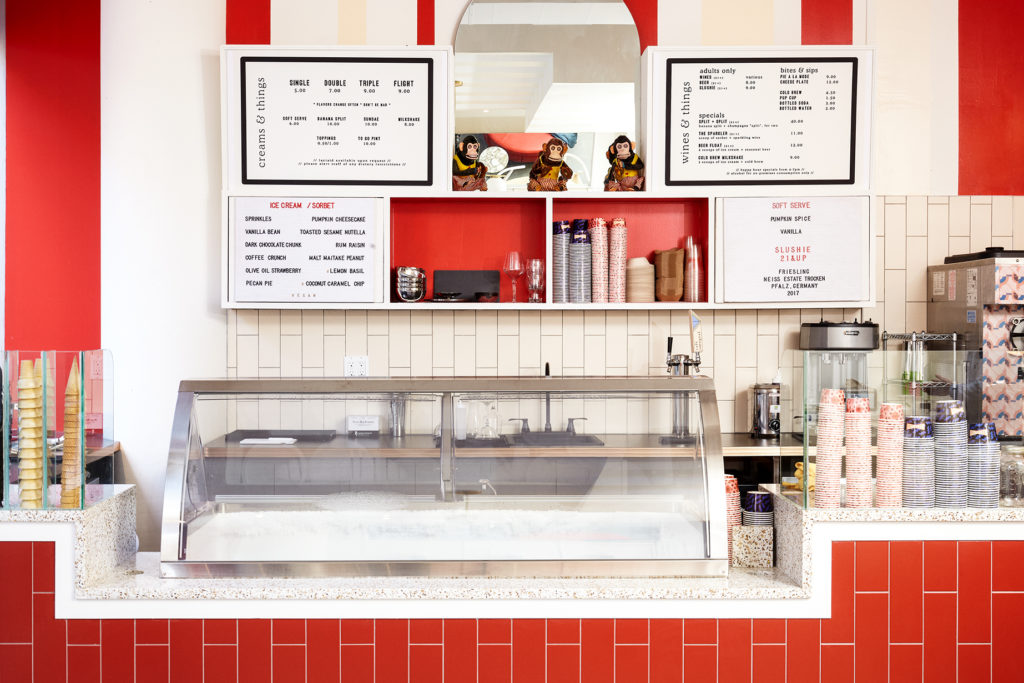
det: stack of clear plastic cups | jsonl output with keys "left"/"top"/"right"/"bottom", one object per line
{"left": 903, "top": 416, "right": 935, "bottom": 508}
{"left": 683, "top": 235, "right": 704, "bottom": 303}
{"left": 552, "top": 220, "right": 570, "bottom": 303}
{"left": 609, "top": 218, "right": 627, "bottom": 303}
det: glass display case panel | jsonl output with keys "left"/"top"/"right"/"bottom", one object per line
{"left": 162, "top": 377, "right": 727, "bottom": 577}
{"left": 174, "top": 391, "right": 444, "bottom": 564}
{"left": 447, "top": 389, "right": 711, "bottom": 562}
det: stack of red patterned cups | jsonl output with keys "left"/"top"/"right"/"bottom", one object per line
{"left": 814, "top": 388, "right": 845, "bottom": 508}
{"left": 590, "top": 218, "right": 609, "bottom": 303}
{"left": 844, "top": 396, "right": 873, "bottom": 507}
{"left": 725, "top": 474, "right": 741, "bottom": 563}
{"left": 876, "top": 402, "right": 905, "bottom": 507}
{"left": 609, "top": 218, "right": 627, "bottom": 302}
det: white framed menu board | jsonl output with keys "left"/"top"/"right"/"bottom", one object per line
{"left": 716, "top": 196, "right": 871, "bottom": 304}
{"left": 222, "top": 46, "right": 451, "bottom": 193}
{"left": 643, "top": 47, "right": 872, "bottom": 193}
{"left": 226, "top": 196, "right": 382, "bottom": 306}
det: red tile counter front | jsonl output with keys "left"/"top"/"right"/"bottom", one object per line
{"left": 2, "top": 540, "right": 1023, "bottom": 682}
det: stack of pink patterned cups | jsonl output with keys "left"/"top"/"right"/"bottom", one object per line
{"left": 815, "top": 388, "right": 846, "bottom": 508}
{"left": 876, "top": 402, "right": 905, "bottom": 507}
{"left": 725, "top": 474, "right": 741, "bottom": 563}
{"left": 844, "top": 396, "right": 873, "bottom": 507}
{"left": 609, "top": 218, "right": 627, "bottom": 302}
{"left": 590, "top": 218, "right": 609, "bottom": 303}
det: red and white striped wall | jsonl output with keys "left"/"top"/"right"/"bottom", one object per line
{"left": 6, "top": 0, "right": 1023, "bottom": 353}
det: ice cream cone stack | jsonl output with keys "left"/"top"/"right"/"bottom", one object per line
{"left": 60, "top": 358, "right": 82, "bottom": 509}
{"left": 17, "top": 359, "right": 45, "bottom": 509}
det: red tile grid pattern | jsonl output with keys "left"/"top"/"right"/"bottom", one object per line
{"left": 3, "top": 540, "right": 1024, "bottom": 681}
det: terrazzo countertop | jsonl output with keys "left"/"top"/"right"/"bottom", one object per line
{"left": 81, "top": 552, "right": 802, "bottom": 602}
{"left": 8, "top": 481, "right": 1024, "bottom": 618}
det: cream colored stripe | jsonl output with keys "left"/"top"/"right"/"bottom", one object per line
{"left": 853, "top": 0, "right": 868, "bottom": 45}
{"left": 927, "top": 0, "right": 958, "bottom": 195}
{"left": 659, "top": 0, "right": 701, "bottom": 46}
{"left": 338, "top": 0, "right": 367, "bottom": 45}
{"left": 772, "top": 0, "right": 800, "bottom": 45}
{"left": 366, "top": 0, "right": 417, "bottom": 44}
{"left": 701, "top": 0, "right": 774, "bottom": 45}
{"left": 870, "top": 0, "right": 936, "bottom": 194}
{"left": 271, "top": 0, "right": 339, "bottom": 44}
{"left": 436, "top": 0, "right": 470, "bottom": 46}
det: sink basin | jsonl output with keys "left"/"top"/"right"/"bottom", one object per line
{"left": 503, "top": 432, "right": 604, "bottom": 447}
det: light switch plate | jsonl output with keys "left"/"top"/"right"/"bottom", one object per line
{"left": 344, "top": 355, "right": 369, "bottom": 377}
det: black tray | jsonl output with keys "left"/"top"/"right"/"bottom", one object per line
{"left": 224, "top": 429, "right": 336, "bottom": 443}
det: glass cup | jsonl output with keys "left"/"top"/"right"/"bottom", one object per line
{"left": 502, "top": 251, "right": 524, "bottom": 303}
{"left": 525, "top": 258, "right": 545, "bottom": 303}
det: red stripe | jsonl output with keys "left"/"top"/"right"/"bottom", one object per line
{"left": 227, "top": 0, "right": 271, "bottom": 44}
{"left": 417, "top": 0, "right": 435, "bottom": 46}
{"left": 624, "top": 0, "right": 658, "bottom": 52}
{"left": 6, "top": 1, "right": 101, "bottom": 350}
{"left": 959, "top": 1, "right": 1024, "bottom": 194}
{"left": 801, "top": 0, "right": 853, "bottom": 45}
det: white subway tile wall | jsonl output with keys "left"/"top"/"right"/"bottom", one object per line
{"left": 226, "top": 196, "right": 1024, "bottom": 433}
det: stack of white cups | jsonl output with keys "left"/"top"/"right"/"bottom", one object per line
{"left": 814, "top": 388, "right": 845, "bottom": 508}
{"left": 876, "top": 402, "right": 905, "bottom": 507}
{"left": 967, "top": 422, "right": 1000, "bottom": 508}
{"left": 844, "top": 396, "right": 873, "bottom": 507}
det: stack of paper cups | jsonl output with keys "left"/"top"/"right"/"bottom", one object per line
{"left": 876, "top": 402, "right": 905, "bottom": 507}
{"left": 609, "top": 218, "right": 627, "bottom": 303}
{"left": 967, "top": 423, "right": 1000, "bottom": 508}
{"left": 844, "top": 397, "right": 873, "bottom": 507}
{"left": 552, "top": 221, "right": 570, "bottom": 303}
{"left": 902, "top": 416, "right": 935, "bottom": 508}
{"left": 933, "top": 400, "right": 968, "bottom": 508}
{"left": 725, "top": 474, "right": 741, "bottom": 563}
{"left": 568, "top": 219, "right": 592, "bottom": 304}
{"left": 590, "top": 218, "right": 608, "bottom": 303}
{"left": 814, "top": 388, "right": 845, "bottom": 508}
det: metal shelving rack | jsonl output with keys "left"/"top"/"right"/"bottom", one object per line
{"left": 881, "top": 331, "right": 961, "bottom": 417}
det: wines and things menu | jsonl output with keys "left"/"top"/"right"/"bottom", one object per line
{"left": 666, "top": 58, "right": 857, "bottom": 185}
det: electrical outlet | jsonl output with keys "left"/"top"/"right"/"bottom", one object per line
{"left": 344, "top": 355, "right": 369, "bottom": 377}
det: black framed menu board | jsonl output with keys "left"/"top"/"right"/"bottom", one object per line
{"left": 239, "top": 56, "right": 434, "bottom": 186}
{"left": 665, "top": 57, "right": 858, "bottom": 186}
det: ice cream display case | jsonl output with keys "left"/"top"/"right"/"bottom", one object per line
{"left": 160, "top": 377, "right": 727, "bottom": 578}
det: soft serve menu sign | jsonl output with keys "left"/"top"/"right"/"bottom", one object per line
{"left": 720, "top": 196, "right": 869, "bottom": 303}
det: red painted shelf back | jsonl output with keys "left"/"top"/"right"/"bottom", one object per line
{"left": 390, "top": 198, "right": 547, "bottom": 302}
{"left": 552, "top": 198, "right": 710, "bottom": 302}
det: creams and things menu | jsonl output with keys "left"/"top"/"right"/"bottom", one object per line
{"left": 240, "top": 57, "right": 433, "bottom": 185}
{"left": 719, "top": 196, "right": 869, "bottom": 304}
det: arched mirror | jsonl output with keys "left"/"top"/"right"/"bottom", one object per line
{"left": 453, "top": 0, "right": 642, "bottom": 192}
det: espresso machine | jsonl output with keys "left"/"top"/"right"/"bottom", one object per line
{"left": 927, "top": 247, "right": 1024, "bottom": 436}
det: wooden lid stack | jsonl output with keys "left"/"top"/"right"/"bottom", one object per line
{"left": 61, "top": 358, "right": 82, "bottom": 509}
{"left": 17, "top": 359, "right": 44, "bottom": 509}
